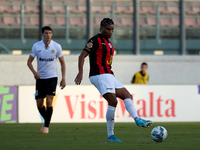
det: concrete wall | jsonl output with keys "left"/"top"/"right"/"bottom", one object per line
{"left": 0, "top": 55, "right": 200, "bottom": 85}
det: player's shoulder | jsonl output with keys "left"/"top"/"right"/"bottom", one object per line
{"left": 90, "top": 34, "right": 101, "bottom": 41}
{"left": 51, "top": 40, "right": 61, "bottom": 47}
{"left": 33, "top": 40, "right": 43, "bottom": 47}
{"left": 135, "top": 72, "right": 140, "bottom": 75}
{"left": 51, "top": 40, "right": 62, "bottom": 50}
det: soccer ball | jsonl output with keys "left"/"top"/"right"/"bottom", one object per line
{"left": 151, "top": 126, "right": 168, "bottom": 142}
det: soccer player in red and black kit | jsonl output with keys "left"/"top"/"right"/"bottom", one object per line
{"left": 75, "top": 18, "right": 152, "bottom": 142}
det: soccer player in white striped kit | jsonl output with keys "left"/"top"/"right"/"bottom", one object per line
{"left": 27, "top": 26, "right": 66, "bottom": 133}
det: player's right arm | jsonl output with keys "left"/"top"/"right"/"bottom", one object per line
{"left": 27, "top": 45, "right": 41, "bottom": 80}
{"left": 74, "top": 36, "right": 99, "bottom": 85}
{"left": 74, "top": 50, "right": 88, "bottom": 85}
{"left": 27, "top": 55, "right": 41, "bottom": 80}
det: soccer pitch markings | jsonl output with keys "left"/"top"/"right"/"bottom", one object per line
{"left": 0, "top": 122, "right": 199, "bottom": 150}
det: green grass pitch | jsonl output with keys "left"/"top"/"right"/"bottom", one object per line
{"left": 0, "top": 122, "right": 200, "bottom": 150}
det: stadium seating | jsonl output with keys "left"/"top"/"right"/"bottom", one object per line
{"left": 57, "top": 17, "right": 66, "bottom": 26}
{"left": 160, "top": 18, "right": 173, "bottom": 27}
{"left": 93, "top": 17, "right": 103, "bottom": 27}
{"left": 121, "top": 18, "right": 133, "bottom": 27}
{"left": 24, "top": 0, "right": 39, "bottom": 14}
{"left": 0, "top": 1, "right": 200, "bottom": 30}
{"left": 139, "top": 18, "right": 149, "bottom": 27}
{"left": 45, "top": 1, "right": 65, "bottom": 14}
{"left": 69, "top": 17, "right": 86, "bottom": 27}
{"left": 140, "top": 1, "right": 156, "bottom": 15}
{"left": 166, "top": 1, "right": 179, "bottom": 15}
{"left": 70, "top": 1, "right": 86, "bottom": 14}
{"left": 0, "top": 0, "right": 15, "bottom": 14}
{"left": 92, "top": 1, "right": 111, "bottom": 14}
{"left": 24, "top": 17, "right": 39, "bottom": 26}
{"left": 185, "top": 18, "right": 199, "bottom": 27}
{"left": 44, "top": 17, "right": 58, "bottom": 26}
{"left": 0, "top": 17, "right": 6, "bottom": 26}
{"left": 114, "top": 18, "right": 124, "bottom": 27}
{"left": 171, "top": 18, "right": 179, "bottom": 27}
{"left": 154, "top": 1, "right": 171, "bottom": 15}
{"left": 3, "top": 17, "right": 20, "bottom": 26}
{"left": 146, "top": 18, "right": 156, "bottom": 27}
{"left": 11, "top": 0, "right": 21, "bottom": 13}
{"left": 186, "top": 1, "right": 200, "bottom": 15}
{"left": 115, "top": 1, "right": 132, "bottom": 14}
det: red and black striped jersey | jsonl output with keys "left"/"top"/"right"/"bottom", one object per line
{"left": 83, "top": 34, "right": 114, "bottom": 77}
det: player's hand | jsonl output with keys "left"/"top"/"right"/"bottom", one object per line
{"left": 74, "top": 72, "right": 83, "bottom": 85}
{"left": 34, "top": 72, "right": 41, "bottom": 80}
{"left": 60, "top": 79, "right": 66, "bottom": 89}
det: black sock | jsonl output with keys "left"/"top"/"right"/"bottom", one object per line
{"left": 38, "top": 106, "right": 46, "bottom": 120}
{"left": 44, "top": 107, "right": 53, "bottom": 127}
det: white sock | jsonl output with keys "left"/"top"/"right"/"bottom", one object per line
{"left": 124, "top": 98, "right": 140, "bottom": 120}
{"left": 106, "top": 105, "right": 116, "bottom": 138}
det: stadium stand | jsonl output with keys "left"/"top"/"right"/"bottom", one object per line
{"left": 0, "top": 0, "right": 200, "bottom": 54}
{"left": 69, "top": 17, "right": 87, "bottom": 27}
{"left": 140, "top": 1, "right": 156, "bottom": 15}
{"left": 166, "top": 1, "right": 180, "bottom": 15}
{"left": 11, "top": 0, "right": 21, "bottom": 13}
{"left": 0, "top": 0, "right": 200, "bottom": 28}
{"left": 24, "top": 0, "right": 39, "bottom": 14}
{"left": 24, "top": 17, "right": 39, "bottom": 26}
{"left": 3, "top": 17, "right": 20, "bottom": 26}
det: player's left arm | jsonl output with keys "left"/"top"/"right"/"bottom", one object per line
{"left": 58, "top": 56, "right": 66, "bottom": 89}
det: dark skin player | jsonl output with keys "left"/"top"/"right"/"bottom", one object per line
{"left": 74, "top": 24, "right": 132, "bottom": 107}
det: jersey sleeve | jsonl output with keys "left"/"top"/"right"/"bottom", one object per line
{"left": 57, "top": 44, "right": 63, "bottom": 58}
{"left": 30, "top": 43, "right": 37, "bottom": 58}
{"left": 83, "top": 36, "right": 99, "bottom": 54}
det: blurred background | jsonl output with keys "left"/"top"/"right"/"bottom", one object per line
{"left": 0, "top": 0, "right": 200, "bottom": 55}
{"left": 0, "top": 0, "right": 200, "bottom": 86}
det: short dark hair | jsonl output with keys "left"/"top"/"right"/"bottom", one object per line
{"left": 100, "top": 18, "right": 114, "bottom": 27}
{"left": 42, "top": 26, "right": 52, "bottom": 33}
{"left": 141, "top": 62, "right": 148, "bottom": 66}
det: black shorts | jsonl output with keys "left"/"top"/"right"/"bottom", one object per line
{"left": 35, "top": 77, "right": 57, "bottom": 99}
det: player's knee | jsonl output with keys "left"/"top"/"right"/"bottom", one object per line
{"left": 46, "top": 99, "right": 53, "bottom": 107}
{"left": 103, "top": 93, "right": 118, "bottom": 107}
{"left": 37, "top": 103, "right": 43, "bottom": 109}
{"left": 109, "top": 99, "right": 118, "bottom": 107}
{"left": 46, "top": 95, "right": 53, "bottom": 106}
{"left": 46, "top": 103, "right": 52, "bottom": 107}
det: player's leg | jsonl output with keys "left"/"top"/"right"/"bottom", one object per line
{"left": 46, "top": 95, "right": 54, "bottom": 126}
{"left": 114, "top": 78, "right": 153, "bottom": 128}
{"left": 37, "top": 98, "right": 45, "bottom": 119}
{"left": 35, "top": 79, "right": 47, "bottom": 132}
{"left": 90, "top": 74, "right": 121, "bottom": 142}
{"left": 42, "top": 77, "right": 57, "bottom": 133}
{"left": 103, "top": 93, "right": 116, "bottom": 138}
{"left": 36, "top": 98, "right": 46, "bottom": 132}
{"left": 41, "top": 95, "right": 54, "bottom": 133}
{"left": 116, "top": 88, "right": 139, "bottom": 120}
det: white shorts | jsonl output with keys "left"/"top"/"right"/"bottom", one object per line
{"left": 90, "top": 74, "right": 124, "bottom": 96}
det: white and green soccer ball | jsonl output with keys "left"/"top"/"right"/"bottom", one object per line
{"left": 151, "top": 126, "right": 168, "bottom": 142}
